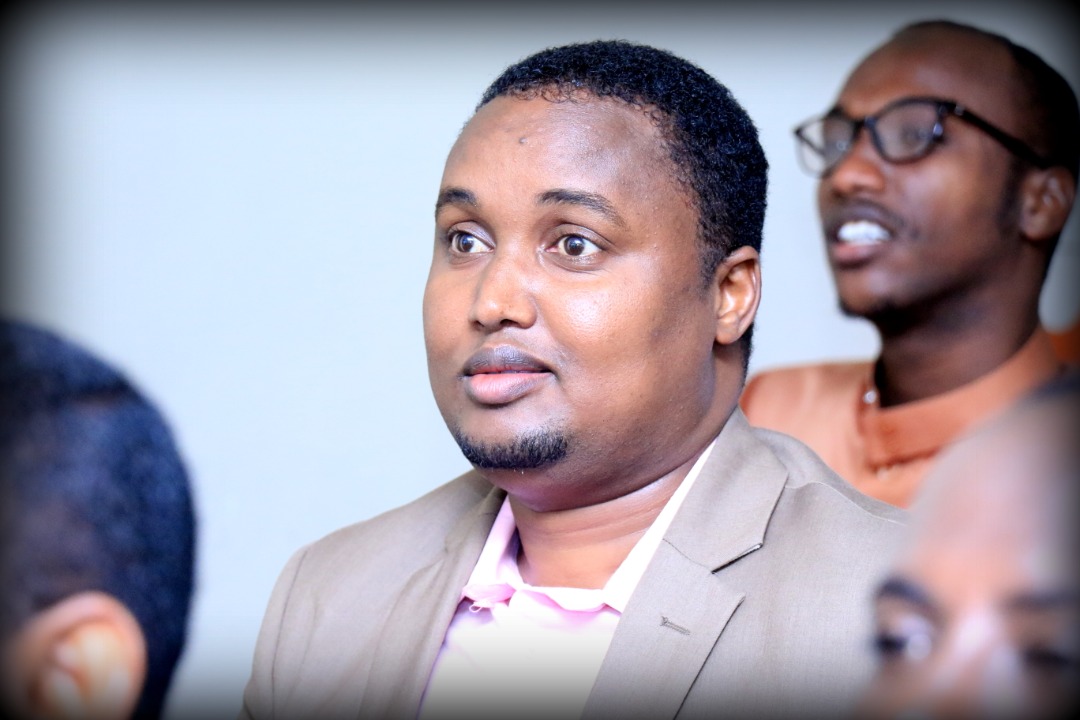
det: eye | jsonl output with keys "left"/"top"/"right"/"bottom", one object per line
{"left": 892, "top": 122, "right": 937, "bottom": 153}
{"left": 1023, "top": 646, "right": 1078, "bottom": 673}
{"left": 873, "top": 632, "right": 908, "bottom": 658}
{"left": 1020, "top": 644, "right": 1080, "bottom": 700}
{"left": 550, "top": 234, "right": 601, "bottom": 258}
{"left": 872, "top": 628, "right": 933, "bottom": 665}
{"left": 820, "top": 117, "right": 854, "bottom": 159}
{"left": 449, "top": 230, "right": 491, "bottom": 255}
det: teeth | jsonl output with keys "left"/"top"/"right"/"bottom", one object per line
{"left": 837, "top": 220, "right": 890, "bottom": 245}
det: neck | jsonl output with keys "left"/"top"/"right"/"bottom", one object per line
{"left": 509, "top": 453, "right": 699, "bottom": 589}
{"left": 873, "top": 304, "right": 1039, "bottom": 406}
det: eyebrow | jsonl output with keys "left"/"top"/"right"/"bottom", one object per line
{"left": 434, "top": 186, "right": 627, "bottom": 228}
{"left": 875, "top": 576, "right": 940, "bottom": 617}
{"left": 1004, "top": 589, "right": 1080, "bottom": 614}
{"left": 434, "top": 187, "right": 478, "bottom": 216}
{"left": 878, "top": 576, "right": 1080, "bottom": 616}
{"left": 538, "top": 189, "right": 626, "bottom": 228}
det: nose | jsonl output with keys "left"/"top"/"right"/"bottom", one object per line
{"left": 916, "top": 620, "right": 1023, "bottom": 719}
{"left": 823, "top": 126, "right": 887, "bottom": 197}
{"left": 469, "top": 246, "right": 538, "bottom": 332}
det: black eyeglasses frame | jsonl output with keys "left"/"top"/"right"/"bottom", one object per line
{"left": 793, "top": 96, "right": 1053, "bottom": 177}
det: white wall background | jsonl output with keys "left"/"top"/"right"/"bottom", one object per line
{"left": 4, "top": 2, "right": 1077, "bottom": 717}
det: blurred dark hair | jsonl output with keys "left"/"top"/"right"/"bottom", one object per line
{"left": 0, "top": 319, "right": 196, "bottom": 718}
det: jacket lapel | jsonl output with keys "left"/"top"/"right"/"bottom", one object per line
{"left": 583, "top": 544, "right": 745, "bottom": 719}
{"left": 359, "top": 481, "right": 505, "bottom": 719}
{"left": 585, "top": 410, "right": 789, "bottom": 718}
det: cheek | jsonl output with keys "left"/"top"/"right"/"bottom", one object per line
{"left": 423, "top": 275, "right": 465, "bottom": 345}
{"left": 861, "top": 666, "right": 939, "bottom": 720}
{"left": 909, "top": 161, "right": 1018, "bottom": 240}
{"left": 552, "top": 279, "right": 712, "bottom": 392}
{"left": 554, "top": 290, "right": 622, "bottom": 343}
{"left": 554, "top": 282, "right": 681, "bottom": 351}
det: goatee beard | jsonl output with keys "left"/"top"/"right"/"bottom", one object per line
{"left": 452, "top": 428, "right": 570, "bottom": 470}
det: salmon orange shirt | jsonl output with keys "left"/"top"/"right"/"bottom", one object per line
{"left": 740, "top": 328, "right": 1063, "bottom": 508}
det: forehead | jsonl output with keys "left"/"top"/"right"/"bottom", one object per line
{"left": 839, "top": 30, "right": 1021, "bottom": 127}
{"left": 896, "top": 418, "right": 1078, "bottom": 600}
{"left": 443, "top": 94, "right": 680, "bottom": 198}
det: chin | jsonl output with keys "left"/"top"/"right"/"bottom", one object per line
{"left": 838, "top": 296, "right": 903, "bottom": 324}
{"left": 452, "top": 426, "right": 571, "bottom": 471}
{"left": 837, "top": 299, "right": 878, "bottom": 321}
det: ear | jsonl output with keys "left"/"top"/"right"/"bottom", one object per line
{"left": 712, "top": 245, "right": 761, "bottom": 346}
{"left": 1019, "top": 166, "right": 1076, "bottom": 242}
{"left": 2, "top": 592, "right": 146, "bottom": 720}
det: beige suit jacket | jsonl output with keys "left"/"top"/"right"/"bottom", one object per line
{"left": 241, "top": 411, "right": 907, "bottom": 719}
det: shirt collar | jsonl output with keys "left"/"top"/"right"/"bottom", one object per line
{"left": 462, "top": 438, "right": 718, "bottom": 614}
{"left": 859, "top": 326, "right": 1062, "bottom": 466}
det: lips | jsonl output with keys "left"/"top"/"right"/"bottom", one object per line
{"left": 462, "top": 346, "right": 553, "bottom": 406}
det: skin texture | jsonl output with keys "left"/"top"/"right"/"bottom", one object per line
{"left": 817, "top": 26, "right": 1074, "bottom": 406}
{"left": 423, "top": 93, "right": 759, "bottom": 587}
{"left": 859, "top": 386, "right": 1080, "bottom": 719}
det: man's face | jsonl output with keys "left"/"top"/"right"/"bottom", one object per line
{"left": 423, "top": 94, "right": 732, "bottom": 512}
{"left": 860, "top": 407, "right": 1079, "bottom": 718}
{"left": 817, "top": 32, "right": 1029, "bottom": 322}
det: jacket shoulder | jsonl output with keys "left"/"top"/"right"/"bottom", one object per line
{"left": 295, "top": 470, "right": 496, "bottom": 572}
{"left": 756, "top": 424, "right": 907, "bottom": 526}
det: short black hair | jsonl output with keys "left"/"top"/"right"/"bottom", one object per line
{"left": 477, "top": 39, "right": 768, "bottom": 365}
{"left": 0, "top": 319, "right": 196, "bottom": 718}
{"left": 895, "top": 20, "right": 1080, "bottom": 180}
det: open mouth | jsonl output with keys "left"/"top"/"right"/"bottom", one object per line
{"left": 836, "top": 219, "right": 892, "bottom": 245}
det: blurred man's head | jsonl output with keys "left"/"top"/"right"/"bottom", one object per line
{"left": 860, "top": 374, "right": 1079, "bottom": 718}
{"left": 796, "top": 20, "right": 1077, "bottom": 331}
{"left": 0, "top": 320, "right": 196, "bottom": 719}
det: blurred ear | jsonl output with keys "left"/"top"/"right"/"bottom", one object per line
{"left": 713, "top": 245, "right": 761, "bottom": 346}
{"left": 3, "top": 591, "right": 146, "bottom": 720}
{"left": 1020, "top": 166, "right": 1076, "bottom": 242}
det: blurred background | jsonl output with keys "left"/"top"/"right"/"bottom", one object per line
{"left": 3, "top": 1, "right": 1077, "bottom": 716}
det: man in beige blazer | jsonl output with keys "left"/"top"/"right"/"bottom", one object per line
{"left": 242, "top": 40, "right": 907, "bottom": 719}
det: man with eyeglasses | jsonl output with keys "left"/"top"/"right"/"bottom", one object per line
{"left": 741, "top": 20, "right": 1076, "bottom": 508}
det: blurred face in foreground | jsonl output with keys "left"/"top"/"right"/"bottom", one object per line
{"left": 859, "top": 387, "right": 1080, "bottom": 718}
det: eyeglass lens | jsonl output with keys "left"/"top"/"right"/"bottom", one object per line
{"left": 799, "top": 102, "right": 943, "bottom": 175}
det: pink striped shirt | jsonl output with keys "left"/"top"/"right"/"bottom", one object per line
{"left": 419, "top": 440, "right": 716, "bottom": 719}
